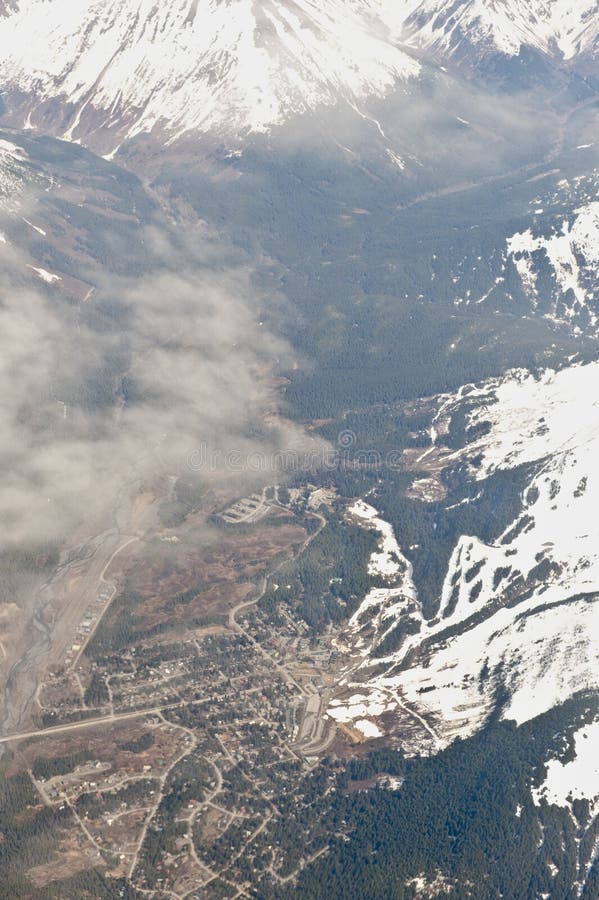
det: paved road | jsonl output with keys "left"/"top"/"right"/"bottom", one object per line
{"left": 0, "top": 702, "right": 184, "bottom": 745}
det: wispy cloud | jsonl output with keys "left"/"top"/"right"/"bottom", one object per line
{"left": 0, "top": 203, "right": 318, "bottom": 548}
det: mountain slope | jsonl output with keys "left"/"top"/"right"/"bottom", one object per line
{"left": 383, "top": 0, "right": 599, "bottom": 63}
{"left": 329, "top": 361, "right": 599, "bottom": 752}
{"left": 0, "top": 0, "right": 419, "bottom": 150}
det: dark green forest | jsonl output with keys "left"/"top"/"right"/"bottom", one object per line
{"left": 282, "top": 696, "right": 599, "bottom": 900}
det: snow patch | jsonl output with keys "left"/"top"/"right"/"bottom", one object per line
{"left": 507, "top": 202, "right": 599, "bottom": 323}
{"left": 350, "top": 500, "right": 407, "bottom": 579}
{"left": 354, "top": 719, "right": 383, "bottom": 738}
{"left": 22, "top": 218, "right": 46, "bottom": 236}
{"left": 27, "top": 265, "right": 61, "bottom": 284}
{"left": 533, "top": 721, "right": 599, "bottom": 807}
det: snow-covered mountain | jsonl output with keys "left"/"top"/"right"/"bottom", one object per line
{"left": 329, "top": 361, "right": 599, "bottom": 753}
{"left": 383, "top": 0, "right": 599, "bottom": 63}
{"left": 0, "top": 0, "right": 420, "bottom": 151}
{"left": 0, "top": 1, "right": 598, "bottom": 153}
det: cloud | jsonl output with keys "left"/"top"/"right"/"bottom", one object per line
{"left": 0, "top": 204, "right": 319, "bottom": 549}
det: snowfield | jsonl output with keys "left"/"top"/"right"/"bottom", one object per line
{"left": 329, "top": 362, "right": 599, "bottom": 750}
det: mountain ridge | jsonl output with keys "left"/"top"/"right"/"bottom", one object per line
{"left": 388, "top": 0, "right": 599, "bottom": 63}
{"left": 0, "top": 0, "right": 597, "bottom": 153}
